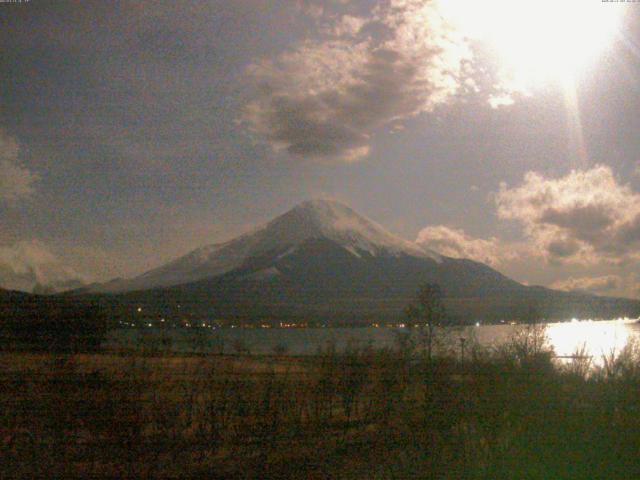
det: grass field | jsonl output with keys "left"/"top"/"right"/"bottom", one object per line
{"left": 3, "top": 329, "right": 640, "bottom": 479}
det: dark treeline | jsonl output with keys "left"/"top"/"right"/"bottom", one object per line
{"left": 73, "top": 288, "right": 640, "bottom": 329}
{"left": 0, "top": 289, "right": 111, "bottom": 352}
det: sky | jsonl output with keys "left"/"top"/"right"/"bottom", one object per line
{"left": 1, "top": 0, "right": 639, "bottom": 298}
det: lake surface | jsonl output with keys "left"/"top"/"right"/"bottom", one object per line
{"left": 108, "top": 318, "right": 640, "bottom": 364}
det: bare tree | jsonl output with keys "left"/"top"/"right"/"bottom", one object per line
{"left": 406, "top": 283, "right": 447, "bottom": 361}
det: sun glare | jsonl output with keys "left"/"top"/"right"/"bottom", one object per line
{"left": 546, "top": 319, "right": 635, "bottom": 367}
{"left": 438, "top": 0, "right": 624, "bottom": 87}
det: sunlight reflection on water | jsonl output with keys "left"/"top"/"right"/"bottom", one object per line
{"left": 545, "top": 319, "right": 639, "bottom": 366}
{"left": 111, "top": 319, "right": 640, "bottom": 365}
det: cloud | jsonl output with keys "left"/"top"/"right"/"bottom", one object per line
{"left": 243, "top": 0, "right": 472, "bottom": 161}
{"left": 550, "top": 275, "right": 621, "bottom": 295}
{"left": 415, "top": 225, "right": 520, "bottom": 267}
{"left": 550, "top": 273, "right": 640, "bottom": 298}
{"left": 416, "top": 167, "right": 640, "bottom": 299}
{"left": 329, "top": 15, "right": 366, "bottom": 38}
{"left": 295, "top": 1, "right": 325, "bottom": 19}
{"left": 495, "top": 166, "right": 640, "bottom": 264}
{"left": 0, "top": 240, "right": 86, "bottom": 293}
{"left": 488, "top": 94, "right": 516, "bottom": 109}
{"left": 0, "top": 131, "right": 38, "bottom": 202}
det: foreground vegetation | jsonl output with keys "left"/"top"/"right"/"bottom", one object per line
{"left": 3, "top": 327, "right": 640, "bottom": 479}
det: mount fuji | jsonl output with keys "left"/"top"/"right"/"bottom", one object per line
{"left": 85, "top": 199, "right": 640, "bottom": 324}
{"left": 91, "top": 199, "right": 442, "bottom": 293}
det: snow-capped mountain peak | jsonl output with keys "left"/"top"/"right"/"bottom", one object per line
{"left": 93, "top": 199, "right": 440, "bottom": 292}
{"left": 270, "top": 199, "right": 435, "bottom": 259}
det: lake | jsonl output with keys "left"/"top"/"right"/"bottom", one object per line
{"left": 108, "top": 318, "right": 640, "bottom": 365}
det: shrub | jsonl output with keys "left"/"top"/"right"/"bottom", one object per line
{"left": 1, "top": 299, "right": 111, "bottom": 353}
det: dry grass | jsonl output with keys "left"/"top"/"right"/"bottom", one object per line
{"left": 4, "top": 335, "right": 640, "bottom": 479}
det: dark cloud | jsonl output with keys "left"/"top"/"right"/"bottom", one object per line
{"left": 539, "top": 203, "right": 622, "bottom": 260}
{"left": 540, "top": 205, "right": 614, "bottom": 244}
{"left": 243, "top": 0, "right": 472, "bottom": 161}
{"left": 496, "top": 166, "right": 640, "bottom": 264}
{"left": 616, "top": 213, "right": 640, "bottom": 247}
{"left": 547, "top": 239, "right": 581, "bottom": 259}
{"left": 551, "top": 275, "right": 621, "bottom": 295}
{"left": 415, "top": 219, "right": 640, "bottom": 298}
{"left": 416, "top": 166, "right": 640, "bottom": 299}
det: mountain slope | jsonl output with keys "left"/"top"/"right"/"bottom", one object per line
{"left": 83, "top": 199, "right": 640, "bottom": 323}
{"left": 103, "top": 235, "right": 640, "bottom": 324}
{"left": 92, "top": 199, "right": 441, "bottom": 293}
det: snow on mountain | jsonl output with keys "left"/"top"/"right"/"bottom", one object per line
{"left": 94, "top": 199, "right": 441, "bottom": 292}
